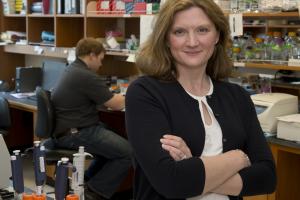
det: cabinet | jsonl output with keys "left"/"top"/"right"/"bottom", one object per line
{"left": 0, "top": 3, "right": 24, "bottom": 88}
{"left": 0, "top": 0, "right": 140, "bottom": 81}
{"left": 234, "top": 12, "right": 300, "bottom": 71}
{"left": 233, "top": 12, "right": 300, "bottom": 99}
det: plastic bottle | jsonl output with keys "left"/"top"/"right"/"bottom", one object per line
{"left": 270, "top": 31, "right": 284, "bottom": 64}
{"left": 282, "top": 0, "right": 298, "bottom": 11}
{"left": 254, "top": 37, "right": 264, "bottom": 60}
{"left": 261, "top": 0, "right": 283, "bottom": 12}
{"left": 244, "top": 0, "right": 252, "bottom": 12}
{"left": 232, "top": 36, "right": 241, "bottom": 61}
{"left": 251, "top": 0, "right": 261, "bottom": 12}
{"left": 284, "top": 32, "right": 297, "bottom": 60}
{"left": 263, "top": 32, "right": 273, "bottom": 60}
{"left": 243, "top": 33, "right": 255, "bottom": 60}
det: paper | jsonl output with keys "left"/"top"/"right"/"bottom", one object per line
{"left": 277, "top": 114, "right": 300, "bottom": 123}
{"left": 67, "top": 49, "right": 76, "bottom": 64}
{"left": 34, "top": 46, "right": 44, "bottom": 54}
{"left": 126, "top": 54, "right": 136, "bottom": 63}
{"left": 229, "top": 13, "right": 243, "bottom": 37}
{"left": 140, "top": 15, "right": 156, "bottom": 46}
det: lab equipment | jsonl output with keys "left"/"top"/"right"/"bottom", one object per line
{"left": 33, "top": 141, "right": 46, "bottom": 196}
{"left": 10, "top": 150, "right": 24, "bottom": 199}
{"left": 55, "top": 157, "right": 71, "bottom": 200}
{"left": 251, "top": 92, "right": 298, "bottom": 133}
{"left": 71, "top": 146, "right": 92, "bottom": 200}
{"left": 277, "top": 114, "right": 300, "bottom": 142}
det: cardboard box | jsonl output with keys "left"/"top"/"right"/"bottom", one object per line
{"left": 277, "top": 114, "right": 300, "bottom": 142}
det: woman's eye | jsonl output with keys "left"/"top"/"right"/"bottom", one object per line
{"left": 197, "top": 28, "right": 209, "bottom": 33}
{"left": 174, "top": 29, "right": 185, "bottom": 36}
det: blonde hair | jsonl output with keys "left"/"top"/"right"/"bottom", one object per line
{"left": 76, "top": 37, "right": 105, "bottom": 58}
{"left": 136, "top": 0, "right": 232, "bottom": 81}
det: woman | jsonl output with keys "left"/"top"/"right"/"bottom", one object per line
{"left": 125, "top": 0, "right": 276, "bottom": 199}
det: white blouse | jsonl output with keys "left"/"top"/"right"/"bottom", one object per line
{"left": 186, "top": 78, "right": 229, "bottom": 200}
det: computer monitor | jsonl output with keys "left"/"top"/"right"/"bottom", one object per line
{"left": 0, "top": 134, "right": 11, "bottom": 189}
{"left": 42, "top": 60, "right": 67, "bottom": 92}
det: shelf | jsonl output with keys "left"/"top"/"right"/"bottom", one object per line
{"left": 106, "top": 51, "right": 131, "bottom": 57}
{"left": 87, "top": 13, "right": 142, "bottom": 18}
{"left": 242, "top": 12, "right": 299, "bottom": 18}
{"left": 4, "top": 14, "right": 26, "bottom": 17}
{"left": 234, "top": 62, "right": 300, "bottom": 71}
{"left": 27, "top": 14, "right": 54, "bottom": 18}
{"left": 4, "top": 44, "right": 70, "bottom": 58}
{"left": 3, "top": 44, "right": 134, "bottom": 59}
{"left": 56, "top": 14, "right": 85, "bottom": 18}
{"left": 243, "top": 24, "right": 266, "bottom": 28}
{"left": 268, "top": 25, "right": 300, "bottom": 28}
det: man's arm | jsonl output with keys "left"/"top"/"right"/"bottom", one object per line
{"left": 104, "top": 94, "right": 125, "bottom": 110}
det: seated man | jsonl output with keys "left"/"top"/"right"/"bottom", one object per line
{"left": 51, "top": 37, "right": 132, "bottom": 200}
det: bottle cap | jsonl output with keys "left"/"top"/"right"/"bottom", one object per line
{"left": 288, "top": 32, "right": 296, "bottom": 37}
{"left": 255, "top": 37, "right": 263, "bottom": 43}
{"left": 79, "top": 146, "right": 84, "bottom": 154}
{"left": 13, "top": 150, "right": 21, "bottom": 155}
{"left": 66, "top": 194, "right": 79, "bottom": 200}
{"left": 22, "top": 193, "right": 34, "bottom": 200}
{"left": 61, "top": 157, "right": 69, "bottom": 163}
{"left": 33, "top": 141, "right": 41, "bottom": 146}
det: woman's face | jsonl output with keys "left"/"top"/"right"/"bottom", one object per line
{"left": 167, "top": 6, "right": 219, "bottom": 71}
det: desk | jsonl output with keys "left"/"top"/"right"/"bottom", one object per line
{"left": 0, "top": 92, "right": 127, "bottom": 148}
{"left": 244, "top": 137, "right": 300, "bottom": 200}
{"left": 267, "top": 137, "right": 300, "bottom": 200}
{"left": 0, "top": 92, "right": 37, "bottom": 148}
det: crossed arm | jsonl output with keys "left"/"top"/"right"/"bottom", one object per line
{"left": 160, "top": 134, "right": 251, "bottom": 196}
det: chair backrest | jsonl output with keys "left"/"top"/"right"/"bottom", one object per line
{"left": 0, "top": 97, "right": 11, "bottom": 134}
{"left": 35, "top": 87, "right": 54, "bottom": 138}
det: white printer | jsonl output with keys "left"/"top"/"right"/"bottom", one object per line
{"left": 251, "top": 93, "right": 298, "bottom": 133}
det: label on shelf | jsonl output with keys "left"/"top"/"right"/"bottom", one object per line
{"left": 126, "top": 54, "right": 136, "bottom": 63}
{"left": 34, "top": 46, "right": 44, "bottom": 54}
{"left": 288, "top": 59, "right": 300, "bottom": 67}
{"left": 229, "top": 13, "right": 243, "bottom": 37}
{"left": 233, "top": 62, "right": 245, "bottom": 67}
{"left": 123, "top": 14, "right": 131, "bottom": 17}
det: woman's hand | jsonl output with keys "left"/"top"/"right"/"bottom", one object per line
{"left": 160, "top": 134, "right": 192, "bottom": 161}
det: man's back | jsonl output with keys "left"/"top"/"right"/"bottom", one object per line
{"left": 51, "top": 59, "right": 113, "bottom": 136}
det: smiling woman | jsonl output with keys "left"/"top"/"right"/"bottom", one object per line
{"left": 167, "top": 6, "right": 220, "bottom": 91}
{"left": 125, "top": 0, "right": 276, "bottom": 200}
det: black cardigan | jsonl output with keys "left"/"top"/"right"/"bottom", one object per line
{"left": 125, "top": 76, "right": 276, "bottom": 200}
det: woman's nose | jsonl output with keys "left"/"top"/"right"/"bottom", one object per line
{"left": 186, "top": 32, "right": 199, "bottom": 46}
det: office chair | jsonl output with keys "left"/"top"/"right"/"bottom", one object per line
{"left": 0, "top": 97, "right": 11, "bottom": 136}
{"left": 35, "top": 87, "right": 76, "bottom": 163}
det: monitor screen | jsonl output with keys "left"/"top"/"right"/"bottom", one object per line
{"left": 255, "top": 105, "right": 268, "bottom": 115}
{"left": 42, "top": 60, "right": 67, "bottom": 92}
